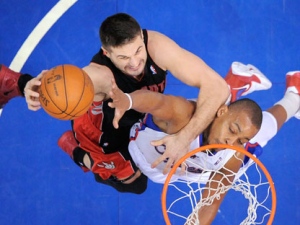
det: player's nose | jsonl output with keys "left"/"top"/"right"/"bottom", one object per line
{"left": 225, "top": 138, "right": 235, "bottom": 146}
{"left": 129, "top": 57, "right": 139, "bottom": 67}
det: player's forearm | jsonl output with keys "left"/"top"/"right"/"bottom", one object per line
{"left": 180, "top": 80, "right": 229, "bottom": 142}
{"left": 185, "top": 201, "right": 221, "bottom": 225}
{"left": 194, "top": 179, "right": 228, "bottom": 225}
{"left": 130, "top": 90, "right": 165, "bottom": 114}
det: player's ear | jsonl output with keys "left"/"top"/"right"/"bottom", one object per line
{"left": 216, "top": 105, "right": 228, "bottom": 117}
{"left": 101, "top": 47, "right": 110, "bottom": 57}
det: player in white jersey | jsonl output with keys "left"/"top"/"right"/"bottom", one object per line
{"left": 110, "top": 62, "right": 268, "bottom": 182}
{"left": 109, "top": 63, "right": 300, "bottom": 224}
{"left": 128, "top": 112, "right": 265, "bottom": 184}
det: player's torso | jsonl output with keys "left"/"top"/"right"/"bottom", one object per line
{"left": 74, "top": 29, "right": 167, "bottom": 155}
{"left": 129, "top": 114, "right": 242, "bottom": 183}
{"left": 129, "top": 114, "right": 203, "bottom": 171}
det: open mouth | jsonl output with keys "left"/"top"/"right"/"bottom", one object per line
{"left": 129, "top": 62, "right": 141, "bottom": 71}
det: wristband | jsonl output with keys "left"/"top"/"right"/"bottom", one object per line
{"left": 124, "top": 93, "right": 133, "bottom": 110}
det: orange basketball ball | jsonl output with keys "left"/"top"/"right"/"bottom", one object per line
{"left": 39, "top": 64, "right": 94, "bottom": 120}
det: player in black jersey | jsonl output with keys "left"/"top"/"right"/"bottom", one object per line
{"left": 17, "top": 13, "right": 229, "bottom": 193}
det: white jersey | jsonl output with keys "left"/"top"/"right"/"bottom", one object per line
{"left": 129, "top": 112, "right": 277, "bottom": 184}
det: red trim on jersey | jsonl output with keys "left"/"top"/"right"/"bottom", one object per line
{"left": 73, "top": 102, "right": 135, "bottom": 180}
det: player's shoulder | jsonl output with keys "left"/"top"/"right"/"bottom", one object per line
{"left": 84, "top": 63, "right": 113, "bottom": 79}
{"left": 147, "top": 30, "right": 174, "bottom": 46}
{"left": 146, "top": 30, "right": 180, "bottom": 70}
{"left": 83, "top": 63, "right": 113, "bottom": 96}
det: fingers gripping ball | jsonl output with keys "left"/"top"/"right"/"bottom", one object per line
{"left": 39, "top": 64, "right": 94, "bottom": 120}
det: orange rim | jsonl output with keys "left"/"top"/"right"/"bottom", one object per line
{"left": 161, "top": 144, "right": 276, "bottom": 225}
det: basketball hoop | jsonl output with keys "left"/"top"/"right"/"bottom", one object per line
{"left": 161, "top": 144, "right": 276, "bottom": 225}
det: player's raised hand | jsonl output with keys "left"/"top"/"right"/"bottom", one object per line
{"left": 108, "top": 78, "right": 131, "bottom": 129}
{"left": 151, "top": 131, "right": 190, "bottom": 174}
{"left": 24, "top": 70, "right": 47, "bottom": 111}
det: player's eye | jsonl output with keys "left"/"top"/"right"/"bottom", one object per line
{"left": 136, "top": 47, "right": 142, "bottom": 55}
{"left": 118, "top": 56, "right": 129, "bottom": 60}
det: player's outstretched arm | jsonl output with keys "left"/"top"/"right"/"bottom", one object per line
{"left": 109, "top": 78, "right": 195, "bottom": 132}
{"left": 185, "top": 152, "right": 244, "bottom": 225}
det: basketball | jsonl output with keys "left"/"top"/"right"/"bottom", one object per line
{"left": 39, "top": 64, "right": 94, "bottom": 120}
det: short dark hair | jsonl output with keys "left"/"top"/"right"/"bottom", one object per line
{"left": 228, "top": 98, "right": 262, "bottom": 130}
{"left": 100, "top": 13, "right": 141, "bottom": 48}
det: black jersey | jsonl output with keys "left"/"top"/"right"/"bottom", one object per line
{"left": 74, "top": 29, "right": 167, "bottom": 157}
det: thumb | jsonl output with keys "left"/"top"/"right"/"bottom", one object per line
{"left": 113, "top": 118, "right": 119, "bottom": 129}
{"left": 108, "top": 102, "right": 115, "bottom": 109}
{"left": 113, "top": 113, "right": 120, "bottom": 129}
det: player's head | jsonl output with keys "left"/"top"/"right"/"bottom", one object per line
{"left": 100, "top": 13, "right": 147, "bottom": 77}
{"left": 204, "top": 98, "right": 262, "bottom": 149}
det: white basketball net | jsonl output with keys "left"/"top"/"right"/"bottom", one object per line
{"left": 163, "top": 148, "right": 276, "bottom": 225}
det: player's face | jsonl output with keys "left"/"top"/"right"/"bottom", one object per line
{"left": 104, "top": 34, "right": 147, "bottom": 77}
{"left": 206, "top": 105, "right": 259, "bottom": 149}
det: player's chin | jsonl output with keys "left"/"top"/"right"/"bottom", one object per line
{"left": 208, "top": 147, "right": 225, "bottom": 152}
{"left": 215, "top": 147, "right": 226, "bottom": 151}
{"left": 124, "top": 67, "right": 137, "bottom": 74}
{"left": 208, "top": 141, "right": 226, "bottom": 151}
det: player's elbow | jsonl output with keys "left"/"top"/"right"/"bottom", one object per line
{"left": 214, "top": 77, "right": 230, "bottom": 104}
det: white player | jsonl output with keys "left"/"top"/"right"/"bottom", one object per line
{"left": 109, "top": 62, "right": 300, "bottom": 224}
